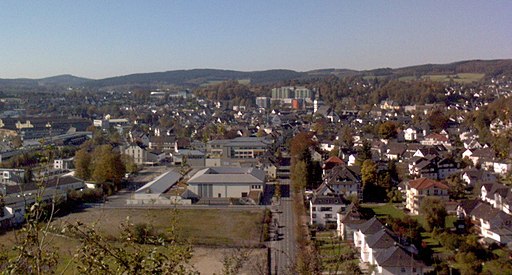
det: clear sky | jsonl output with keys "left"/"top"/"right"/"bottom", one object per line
{"left": 0, "top": 1, "right": 511, "bottom": 79}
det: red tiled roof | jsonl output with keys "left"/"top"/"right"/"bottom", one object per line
{"left": 425, "top": 133, "right": 449, "bottom": 142}
{"left": 324, "top": 156, "right": 344, "bottom": 164}
{"left": 408, "top": 178, "right": 448, "bottom": 190}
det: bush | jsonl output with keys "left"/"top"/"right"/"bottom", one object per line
{"left": 132, "top": 223, "right": 158, "bottom": 244}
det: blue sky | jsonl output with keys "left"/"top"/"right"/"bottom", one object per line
{"left": 0, "top": 1, "right": 510, "bottom": 79}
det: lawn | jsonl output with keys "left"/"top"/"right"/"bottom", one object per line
{"left": 361, "top": 203, "right": 406, "bottom": 219}
{"left": 361, "top": 203, "right": 457, "bottom": 230}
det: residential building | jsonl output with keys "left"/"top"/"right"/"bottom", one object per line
{"left": 124, "top": 144, "right": 165, "bottom": 165}
{"left": 309, "top": 194, "right": 347, "bottom": 227}
{"left": 336, "top": 203, "right": 365, "bottom": 240}
{"left": 317, "top": 165, "right": 361, "bottom": 199}
{"left": 53, "top": 158, "right": 74, "bottom": 170}
{"left": 458, "top": 200, "right": 512, "bottom": 245}
{"left": 405, "top": 178, "right": 449, "bottom": 215}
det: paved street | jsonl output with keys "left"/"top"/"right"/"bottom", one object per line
{"left": 269, "top": 198, "right": 296, "bottom": 274}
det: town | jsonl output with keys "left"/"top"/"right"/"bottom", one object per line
{"left": 0, "top": 61, "right": 511, "bottom": 274}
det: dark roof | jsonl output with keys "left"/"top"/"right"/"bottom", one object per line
{"left": 339, "top": 203, "right": 365, "bottom": 225}
{"left": 472, "top": 148, "right": 495, "bottom": 158}
{"left": 359, "top": 216, "right": 384, "bottom": 235}
{"left": 366, "top": 228, "right": 398, "bottom": 249}
{"left": 459, "top": 199, "right": 480, "bottom": 215}
{"left": 374, "top": 245, "right": 425, "bottom": 268}
{"left": 311, "top": 194, "right": 347, "bottom": 205}
{"left": 386, "top": 143, "right": 407, "bottom": 155}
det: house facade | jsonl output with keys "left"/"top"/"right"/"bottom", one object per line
{"left": 405, "top": 178, "right": 449, "bottom": 215}
{"left": 309, "top": 194, "right": 347, "bottom": 227}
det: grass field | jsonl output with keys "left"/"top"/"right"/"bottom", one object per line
{"left": 200, "top": 78, "right": 251, "bottom": 87}
{"left": 361, "top": 203, "right": 406, "bottom": 220}
{"left": 421, "top": 73, "right": 484, "bottom": 83}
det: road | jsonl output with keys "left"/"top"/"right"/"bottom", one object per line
{"left": 269, "top": 198, "right": 296, "bottom": 274}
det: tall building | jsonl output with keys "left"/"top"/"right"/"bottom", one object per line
{"left": 255, "top": 97, "right": 271, "bottom": 109}
{"left": 271, "top": 86, "right": 314, "bottom": 102}
{"left": 294, "top": 87, "right": 312, "bottom": 99}
{"left": 271, "top": 87, "right": 294, "bottom": 99}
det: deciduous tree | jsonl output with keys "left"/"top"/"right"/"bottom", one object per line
{"left": 420, "top": 197, "right": 447, "bottom": 231}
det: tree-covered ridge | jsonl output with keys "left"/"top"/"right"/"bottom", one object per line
{"left": 1, "top": 59, "right": 510, "bottom": 91}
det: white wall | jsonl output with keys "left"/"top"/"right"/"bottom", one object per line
{"left": 188, "top": 183, "right": 257, "bottom": 198}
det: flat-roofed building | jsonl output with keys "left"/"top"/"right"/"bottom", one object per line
{"left": 207, "top": 137, "right": 269, "bottom": 161}
{"left": 187, "top": 167, "right": 265, "bottom": 199}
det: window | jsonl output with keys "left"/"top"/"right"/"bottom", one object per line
{"left": 312, "top": 214, "right": 316, "bottom": 218}
{"left": 312, "top": 207, "right": 316, "bottom": 211}
{"left": 325, "top": 214, "right": 332, "bottom": 219}
{"left": 401, "top": 267, "right": 406, "bottom": 273}
{"left": 320, "top": 207, "right": 332, "bottom": 212}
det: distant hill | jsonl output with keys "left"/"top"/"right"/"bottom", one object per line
{"left": 305, "top": 59, "right": 512, "bottom": 79}
{"left": 85, "top": 69, "right": 305, "bottom": 88}
{"left": 37, "top": 74, "right": 90, "bottom": 86}
{"left": 0, "top": 74, "right": 90, "bottom": 89}
{"left": 0, "top": 59, "right": 510, "bottom": 90}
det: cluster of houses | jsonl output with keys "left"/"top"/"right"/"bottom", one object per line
{"left": 0, "top": 76, "right": 511, "bottom": 273}
{"left": 337, "top": 206, "right": 426, "bottom": 274}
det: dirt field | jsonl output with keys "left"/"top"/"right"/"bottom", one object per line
{"left": 0, "top": 207, "right": 265, "bottom": 274}
{"left": 192, "top": 247, "right": 266, "bottom": 275}
{"left": 54, "top": 207, "right": 264, "bottom": 246}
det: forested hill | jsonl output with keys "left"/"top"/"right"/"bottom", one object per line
{"left": 83, "top": 59, "right": 512, "bottom": 88}
{"left": 308, "top": 59, "right": 512, "bottom": 79}
{"left": 0, "top": 59, "right": 510, "bottom": 90}
{"left": 0, "top": 75, "right": 90, "bottom": 88}
{"left": 85, "top": 69, "right": 305, "bottom": 88}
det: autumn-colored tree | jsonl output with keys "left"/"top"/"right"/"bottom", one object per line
{"left": 421, "top": 197, "right": 447, "bottom": 231}
{"left": 446, "top": 174, "right": 466, "bottom": 200}
{"left": 289, "top": 132, "right": 316, "bottom": 161}
{"left": 340, "top": 125, "right": 354, "bottom": 148}
{"left": 378, "top": 121, "right": 398, "bottom": 139}
{"left": 291, "top": 160, "right": 308, "bottom": 191}
{"left": 361, "top": 159, "right": 378, "bottom": 201}
{"left": 428, "top": 109, "right": 449, "bottom": 131}
{"left": 74, "top": 148, "right": 92, "bottom": 180}
{"left": 91, "top": 145, "right": 126, "bottom": 186}
{"left": 361, "top": 160, "right": 377, "bottom": 187}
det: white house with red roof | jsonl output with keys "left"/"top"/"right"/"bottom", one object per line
{"left": 420, "top": 133, "right": 451, "bottom": 148}
{"left": 405, "top": 178, "right": 449, "bottom": 214}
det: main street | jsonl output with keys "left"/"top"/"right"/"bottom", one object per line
{"left": 269, "top": 198, "right": 296, "bottom": 275}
